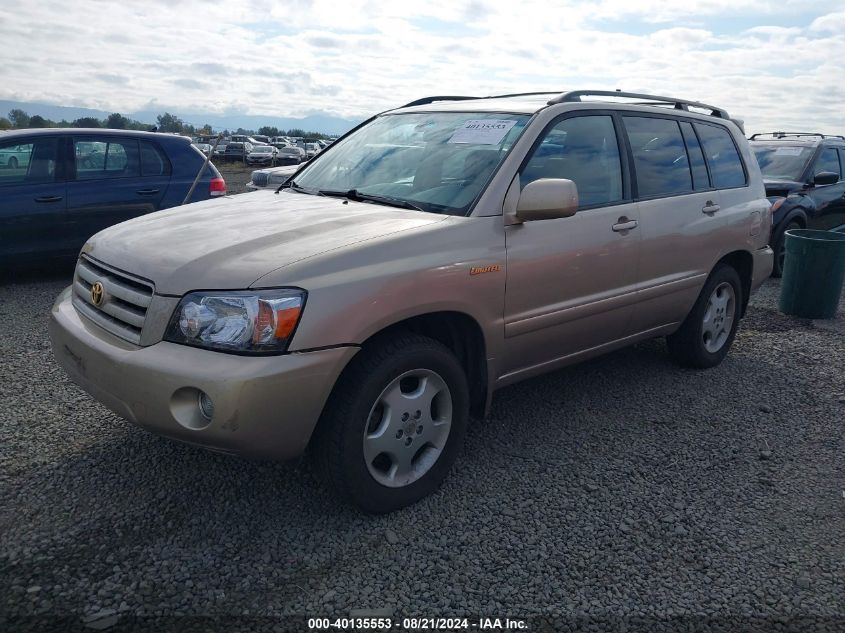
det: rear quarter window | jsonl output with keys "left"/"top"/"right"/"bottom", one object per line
{"left": 140, "top": 141, "right": 172, "bottom": 177}
{"left": 694, "top": 123, "right": 747, "bottom": 189}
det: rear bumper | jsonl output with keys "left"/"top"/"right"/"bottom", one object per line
{"left": 49, "top": 286, "right": 358, "bottom": 460}
{"left": 751, "top": 245, "right": 774, "bottom": 291}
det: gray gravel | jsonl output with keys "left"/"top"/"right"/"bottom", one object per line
{"left": 1, "top": 271, "right": 844, "bottom": 632}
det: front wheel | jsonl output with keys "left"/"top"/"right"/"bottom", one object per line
{"left": 772, "top": 221, "right": 801, "bottom": 278}
{"left": 667, "top": 264, "right": 743, "bottom": 368}
{"left": 312, "top": 333, "right": 469, "bottom": 513}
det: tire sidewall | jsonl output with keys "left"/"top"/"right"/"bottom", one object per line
{"left": 773, "top": 221, "right": 801, "bottom": 278}
{"left": 689, "top": 265, "right": 743, "bottom": 367}
{"left": 338, "top": 343, "right": 469, "bottom": 513}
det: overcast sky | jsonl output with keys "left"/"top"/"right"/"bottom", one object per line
{"left": 2, "top": 0, "right": 844, "bottom": 133}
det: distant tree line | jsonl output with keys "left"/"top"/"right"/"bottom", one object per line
{"left": 0, "top": 109, "right": 333, "bottom": 139}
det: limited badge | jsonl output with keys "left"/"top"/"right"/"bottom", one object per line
{"left": 91, "top": 281, "right": 105, "bottom": 307}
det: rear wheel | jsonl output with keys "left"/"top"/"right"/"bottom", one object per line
{"left": 667, "top": 264, "right": 742, "bottom": 368}
{"left": 772, "top": 221, "right": 801, "bottom": 278}
{"left": 312, "top": 333, "right": 469, "bottom": 513}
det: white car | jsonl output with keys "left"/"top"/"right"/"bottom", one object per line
{"left": 245, "top": 145, "right": 279, "bottom": 165}
{"left": 246, "top": 164, "right": 299, "bottom": 190}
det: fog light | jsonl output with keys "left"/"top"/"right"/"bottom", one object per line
{"left": 198, "top": 391, "right": 215, "bottom": 420}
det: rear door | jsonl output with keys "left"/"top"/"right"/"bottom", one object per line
{"left": 0, "top": 134, "right": 67, "bottom": 261}
{"left": 65, "top": 136, "right": 169, "bottom": 250}
{"left": 805, "top": 147, "right": 845, "bottom": 230}
{"left": 622, "top": 115, "right": 737, "bottom": 332}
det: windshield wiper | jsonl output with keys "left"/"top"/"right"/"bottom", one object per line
{"left": 275, "top": 179, "right": 325, "bottom": 195}
{"left": 319, "top": 189, "right": 425, "bottom": 212}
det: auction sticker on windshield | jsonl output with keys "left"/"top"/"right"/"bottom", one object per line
{"left": 448, "top": 119, "right": 517, "bottom": 145}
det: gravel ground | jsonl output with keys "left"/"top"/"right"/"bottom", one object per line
{"left": 1, "top": 272, "right": 843, "bottom": 632}
{"left": 216, "top": 162, "right": 263, "bottom": 195}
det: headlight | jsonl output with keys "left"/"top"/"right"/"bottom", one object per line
{"left": 164, "top": 289, "right": 306, "bottom": 354}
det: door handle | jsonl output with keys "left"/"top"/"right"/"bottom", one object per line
{"left": 612, "top": 218, "right": 638, "bottom": 232}
{"left": 702, "top": 201, "right": 721, "bottom": 214}
{"left": 136, "top": 188, "right": 160, "bottom": 196}
{"left": 34, "top": 196, "right": 63, "bottom": 203}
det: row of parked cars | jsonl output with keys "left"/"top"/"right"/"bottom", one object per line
{"left": 193, "top": 134, "right": 334, "bottom": 167}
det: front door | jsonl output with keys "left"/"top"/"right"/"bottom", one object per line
{"left": 502, "top": 113, "right": 641, "bottom": 378}
{"left": 806, "top": 147, "right": 845, "bottom": 231}
{"left": 0, "top": 134, "right": 67, "bottom": 261}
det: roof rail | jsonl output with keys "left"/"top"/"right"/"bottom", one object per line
{"left": 547, "top": 90, "right": 730, "bottom": 119}
{"left": 749, "top": 132, "right": 845, "bottom": 140}
{"left": 400, "top": 96, "right": 480, "bottom": 108}
{"left": 400, "top": 92, "right": 560, "bottom": 109}
{"left": 485, "top": 91, "right": 560, "bottom": 99}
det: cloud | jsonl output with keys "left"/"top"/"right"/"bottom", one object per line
{"left": 95, "top": 73, "right": 130, "bottom": 85}
{"left": 810, "top": 11, "right": 845, "bottom": 32}
{"left": 0, "top": 1, "right": 844, "bottom": 134}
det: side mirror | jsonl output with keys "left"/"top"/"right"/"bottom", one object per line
{"left": 813, "top": 171, "right": 839, "bottom": 186}
{"left": 516, "top": 178, "right": 579, "bottom": 222}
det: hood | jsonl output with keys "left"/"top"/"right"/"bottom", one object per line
{"left": 763, "top": 179, "right": 804, "bottom": 198}
{"left": 84, "top": 190, "right": 447, "bottom": 295}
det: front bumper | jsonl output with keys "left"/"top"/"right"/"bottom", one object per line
{"left": 751, "top": 245, "right": 775, "bottom": 291}
{"left": 49, "top": 287, "right": 357, "bottom": 460}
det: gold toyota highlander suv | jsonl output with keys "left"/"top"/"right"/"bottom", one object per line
{"left": 50, "top": 90, "right": 773, "bottom": 512}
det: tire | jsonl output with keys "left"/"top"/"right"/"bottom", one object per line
{"left": 312, "top": 332, "right": 469, "bottom": 513}
{"left": 667, "top": 264, "right": 743, "bottom": 369}
{"left": 772, "top": 221, "right": 801, "bottom": 278}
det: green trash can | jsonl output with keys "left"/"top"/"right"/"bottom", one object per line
{"left": 779, "top": 229, "right": 845, "bottom": 319}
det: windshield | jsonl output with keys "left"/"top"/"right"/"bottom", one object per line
{"left": 292, "top": 112, "right": 530, "bottom": 215}
{"left": 752, "top": 144, "right": 812, "bottom": 181}
{"left": 253, "top": 146, "right": 273, "bottom": 153}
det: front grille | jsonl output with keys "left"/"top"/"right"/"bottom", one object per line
{"left": 252, "top": 172, "right": 269, "bottom": 187}
{"left": 72, "top": 256, "right": 154, "bottom": 345}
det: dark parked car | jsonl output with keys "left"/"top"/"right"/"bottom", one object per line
{"left": 0, "top": 128, "right": 226, "bottom": 264}
{"left": 749, "top": 132, "right": 845, "bottom": 276}
{"left": 223, "top": 141, "right": 253, "bottom": 162}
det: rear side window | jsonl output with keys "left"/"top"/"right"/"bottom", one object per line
{"left": 679, "top": 122, "right": 710, "bottom": 190}
{"left": 0, "top": 137, "right": 59, "bottom": 186}
{"left": 520, "top": 115, "right": 623, "bottom": 207}
{"left": 623, "top": 116, "right": 692, "bottom": 198}
{"left": 694, "top": 123, "right": 746, "bottom": 189}
{"left": 140, "top": 141, "right": 171, "bottom": 177}
{"left": 75, "top": 138, "right": 140, "bottom": 180}
{"left": 814, "top": 147, "right": 841, "bottom": 180}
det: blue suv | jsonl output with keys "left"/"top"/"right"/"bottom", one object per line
{"left": 0, "top": 129, "right": 226, "bottom": 264}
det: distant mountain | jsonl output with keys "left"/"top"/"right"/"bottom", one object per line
{"left": 0, "top": 100, "right": 360, "bottom": 135}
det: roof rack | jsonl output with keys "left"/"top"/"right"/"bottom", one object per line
{"left": 547, "top": 90, "right": 730, "bottom": 120}
{"left": 400, "top": 96, "right": 480, "bottom": 108}
{"left": 749, "top": 132, "right": 845, "bottom": 140}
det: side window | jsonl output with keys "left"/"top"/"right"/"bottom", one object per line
{"left": 0, "top": 138, "right": 59, "bottom": 186}
{"left": 520, "top": 115, "right": 623, "bottom": 207}
{"left": 814, "top": 148, "right": 841, "bottom": 181}
{"left": 140, "top": 141, "right": 171, "bottom": 177}
{"left": 74, "top": 138, "right": 140, "bottom": 180}
{"left": 624, "top": 116, "right": 692, "bottom": 198}
{"left": 840, "top": 150, "right": 845, "bottom": 178}
{"left": 694, "top": 123, "right": 746, "bottom": 189}
{"left": 679, "top": 122, "right": 710, "bottom": 190}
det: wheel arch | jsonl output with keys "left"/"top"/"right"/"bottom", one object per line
{"left": 357, "top": 311, "right": 489, "bottom": 419}
{"left": 715, "top": 250, "right": 753, "bottom": 317}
